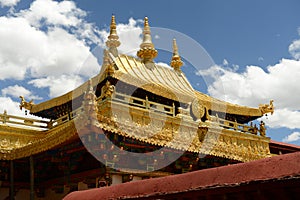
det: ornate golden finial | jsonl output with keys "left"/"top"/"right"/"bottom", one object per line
{"left": 106, "top": 15, "right": 120, "bottom": 57}
{"left": 137, "top": 17, "right": 158, "bottom": 66}
{"left": 170, "top": 38, "right": 183, "bottom": 72}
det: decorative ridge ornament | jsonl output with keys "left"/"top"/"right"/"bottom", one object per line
{"left": 170, "top": 38, "right": 183, "bottom": 72}
{"left": 259, "top": 100, "right": 274, "bottom": 115}
{"left": 137, "top": 17, "right": 158, "bottom": 68}
{"left": 19, "top": 96, "right": 34, "bottom": 112}
{"left": 106, "top": 15, "right": 120, "bottom": 57}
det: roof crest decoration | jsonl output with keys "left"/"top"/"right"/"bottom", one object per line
{"left": 106, "top": 15, "right": 120, "bottom": 57}
{"left": 137, "top": 17, "right": 158, "bottom": 69}
{"left": 170, "top": 38, "right": 183, "bottom": 72}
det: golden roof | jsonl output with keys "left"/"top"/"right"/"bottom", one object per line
{"left": 1, "top": 16, "right": 274, "bottom": 161}
{"left": 0, "top": 120, "right": 77, "bottom": 160}
{"left": 29, "top": 15, "right": 271, "bottom": 119}
{"left": 30, "top": 52, "right": 265, "bottom": 119}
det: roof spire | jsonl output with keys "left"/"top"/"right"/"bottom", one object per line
{"left": 170, "top": 38, "right": 183, "bottom": 72}
{"left": 106, "top": 15, "right": 120, "bottom": 57}
{"left": 137, "top": 17, "right": 157, "bottom": 66}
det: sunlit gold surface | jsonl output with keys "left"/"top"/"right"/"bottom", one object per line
{"left": 1, "top": 16, "right": 274, "bottom": 162}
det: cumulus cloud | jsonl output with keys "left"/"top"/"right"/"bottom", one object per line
{"left": 198, "top": 58, "right": 300, "bottom": 129}
{"left": 0, "top": 1, "right": 101, "bottom": 81}
{"left": 0, "top": 97, "right": 24, "bottom": 116}
{"left": 29, "top": 75, "right": 84, "bottom": 98}
{"left": 288, "top": 27, "right": 300, "bottom": 60}
{"left": 0, "top": 0, "right": 20, "bottom": 7}
{"left": 0, "top": 96, "right": 45, "bottom": 122}
{"left": 261, "top": 109, "right": 300, "bottom": 129}
{"left": 289, "top": 39, "right": 300, "bottom": 60}
{"left": 117, "top": 18, "right": 143, "bottom": 55}
{"left": 0, "top": 0, "right": 104, "bottom": 116}
{"left": 1, "top": 85, "right": 42, "bottom": 100}
{"left": 17, "top": 0, "right": 85, "bottom": 28}
{"left": 283, "top": 132, "right": 300, "bottom": 143}
{"left": 0, "top": 0, "right": 144, "bottom": 118}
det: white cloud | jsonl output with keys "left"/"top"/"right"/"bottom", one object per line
{"left": 0, "top": 97, "right": 24, "bottom": 116}
{"left": 0, "top": 0, "right": 145, "bottom": 116}
{"left": 262, "top": 109, "right": 300, "bottom": 129}
{"left": 283, "top": 132, "right": 300, "bottom": 143}
{"left": 17, "top": 0, "right": 85, "bottom": 28}
{"left": 0, "top": 17, "right": 100, "bottom": 80}
{"left": 117, "top": 18, "right": 143, "bottom": 55}
{"left": 289, "top": 39, "right": 300, "bottom": 60}
{"left": 96, "top": 17, "right": 142, "bottom": 55}
{"left": 0, "top": 0, "right": 20, "bottom": 7}
{"left": 1, "top": 85, "right": 42, "bottom": 100}
{"left": 29, "top": 75, "right": 84, "bottom": 98}
{"left": 0, "top": 1, "right": 101, "bottom": 80}
{"left": 223, "top": 59, "right": 228, "bottom": 66}
{"left": 0, "top": 97, "right": 45, "bottom": 122}
{"left": 199, "top": 58, "right": 300, "bottom": 129}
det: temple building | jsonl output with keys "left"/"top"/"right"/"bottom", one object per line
{"left": 0, "top": 16, "right": 297, "bottom": 200}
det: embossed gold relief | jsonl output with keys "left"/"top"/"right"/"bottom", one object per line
{"left": 1, "top": 88, "right": 270, "bottom": 162}
{"left": 94, "top": 98, "right": 270, "bottom": 162}
{"left": 191, "top": 98, "right": 205, "bottom": 120}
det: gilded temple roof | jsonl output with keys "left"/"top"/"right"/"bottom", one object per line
{"left": 29, "top": 52, "right": 265, "bottom": 119}
{"left": 28, "top": 15, "right": 273, "bottom": 120}
{"left": 0, "top": 16, "right": 275, "bottom": 161}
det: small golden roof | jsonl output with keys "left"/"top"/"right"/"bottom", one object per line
{"left": 170, "top": 38, "right": 183, "bottom": 72}
{"left": 106, "top": 15, "right": 120, "bottom": 57}
{"left": 137, "top": 17, "right": 158, "bottom": 65}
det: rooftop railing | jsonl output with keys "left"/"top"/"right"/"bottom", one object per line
{"left": 101, "top": 92, "right": 176, "bottom": 117}
{"left": 208, "top": 115, "right": 264, "bottom": 136}
{"left": 0, "top": 92, "right": 266, "bottom": 137}
{"left": 0, "top": 110, "right": 49, "bottom": 130}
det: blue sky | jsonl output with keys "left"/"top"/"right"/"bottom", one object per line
{"left": 1, "top": 0, "right": 300, "bottom": 145}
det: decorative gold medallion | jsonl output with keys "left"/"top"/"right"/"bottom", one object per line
{"left": 191, "top": 98, "right": 205, "bottom": 119}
